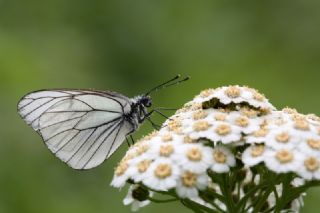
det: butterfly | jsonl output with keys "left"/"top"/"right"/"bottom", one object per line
{"left": 17, "top": 75, "right": 188, "bottom": 170}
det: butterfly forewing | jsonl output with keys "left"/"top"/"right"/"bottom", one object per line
{"left": 18, "top": 89, "right": 134, "bottom": 170}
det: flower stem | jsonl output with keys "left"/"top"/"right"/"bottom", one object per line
{"left": 220, "top": 174, "right": 236, "bottom": 213}
{"left": 148, "top": 197, "right": 178, "bottom": 203}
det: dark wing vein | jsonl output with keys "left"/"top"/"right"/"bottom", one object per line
{"left": 83, "top": 120, "right": 123, "bottom": 169}
{"left": 43, "top": 109, "right": 120, "bottom": 114}
{"left": 77, "top": 119, "right": 121, "bottom": 163}
{"left": 65, "top": 128, "right": 97, "bottom": 162}
{"left": 22, "top": 98, "right": 54, "bottom": 119}
{"left": 73, "top": 97, "right": 94, "bottom": 110}
{"left": 106, "top": 120, "right": 125, "bottom": 158}
{"left": 40, "top": 113, "right": 88, "bottom": 130}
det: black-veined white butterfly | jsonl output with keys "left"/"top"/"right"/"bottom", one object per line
{"left": 17, "top": 75, "right": 188, "bottom": 170}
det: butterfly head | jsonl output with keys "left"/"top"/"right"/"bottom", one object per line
{"left": 138, "top": 95, "right": 152, "bottom": 108}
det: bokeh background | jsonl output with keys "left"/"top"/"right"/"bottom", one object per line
{"left": 1, "top": 0, "right": 320, "bottom": 212}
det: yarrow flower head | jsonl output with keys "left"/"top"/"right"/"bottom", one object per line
{"left": 111, "top": 85, "right": 320, "bottom": 213}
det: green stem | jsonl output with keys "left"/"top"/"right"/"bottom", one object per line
{"left": 183, "top": 198, "right": 220, "bottom": 213}
{"left": 220, "top": 174, "right": 235, "bottom": 213}
{"left": 236, "top": 182, "right": 269, "bottom": 211}
{"left": 274, "top": 180, "right": 320, "bottom": 212}
{"left": 148, "top": 197, "right": 178, "bottom": 203}
{"left": 181, "top": 199, "right": 205, "bottom": 213}
{"left": 252, "top": 186, "right": 273, "bottom": 213}
{"left": 251, "top": 172, "right": 281, "bottom": 213}
{"left": 273, "top": 174, "right": 294, "bottom": 213}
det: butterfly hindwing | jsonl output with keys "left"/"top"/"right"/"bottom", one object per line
{"left": 18, "top": 89, "right": 134, "bottom": 169}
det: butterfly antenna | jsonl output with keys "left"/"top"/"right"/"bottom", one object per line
{"left": 161, "top": 76, "right": 190, "bottom": 89}
{"left": 145, "top": 75, "right": 189, "bottom": 96}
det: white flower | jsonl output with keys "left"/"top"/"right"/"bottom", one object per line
{"left": 183, "top": 118, "right": 213, "bottom": 138}
{"left": 123, "top": 185, "right": 153, "bottom": 211}
{"left": 147, "top": 140, "right": 179, "bottom": 160}
{"left": 245, "top": 127, "right": 270, "bottom": 144}
{"left": 298, "top": 137, "right": 320, "bottom": 156}
{"left": 242, "top": 145, "right": 267, "bottom": 167}
{"left": 111, "top": 172, "right": 130, "bottom": 188}
{"left": 142, "top": 158, "right": 180, "bottom": 191}
{"left": 111, "top": 86, "right": 320, "bottom": 211}
{"left": 127, "top": 141, "right": 152, "bottom": 158}
{"left": 264, "top": 149, "right": 303, "bottom": 173}
{"left": 111, "top": 157, "right": 135, "bottom": 188}
{"left": 265, "top": 127, "right": 300, "bottom": 150}
{"left": 192, "top": 88, "right": 216, "bottom": 103}
{"left": 192, "top": 86, "right": 275, "bottom": 111}
{"left": 229, "top": 111, "right": 262, "bottom": 134}
{"left": 297, "top": 154, "right": 320, "bottom": 180}
{"left": 176, "top": 171, "right": 208, "bottom": 199}
{"left": 212, "top": 86, "right": 247, "bottom": 105}
{"left": 210, "top": 146, "right": 236, "bottom": 173}
{"left": 127, "top": 155, "right": 153, "bottom": 183}
{"left": 174, "top": 143, "right": 212, "bottom": 173}
{"left": 203, "top": 121, "right": 242, "bottom": 144}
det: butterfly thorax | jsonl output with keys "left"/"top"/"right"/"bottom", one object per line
{"left": 126, "top": 95, "right": 152, "bottom": 129}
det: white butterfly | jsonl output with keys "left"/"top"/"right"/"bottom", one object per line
{"left": 17, "top": 76, "right": 188, "bottom": 170}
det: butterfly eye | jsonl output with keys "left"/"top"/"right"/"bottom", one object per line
{"left": 143, "top": 97, "right": 152, "bottom": 107}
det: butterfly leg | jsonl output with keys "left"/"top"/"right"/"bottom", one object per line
{"left": 126, "top": 137, "right": 131, "bottom": 147}
{"left": 147, "top": 107, "right": 176, "bottom": 120}
{"left": 146, "top": 117, "right": 161, "bottom": 130}
{"left": 152, "top": 109, "right": 171, "bottom": 120}
{"left": 130, "top": 135, "right": 135, "bottom": 145}
{"left": 153, "top": 107, "right": 177, "bottom": 111}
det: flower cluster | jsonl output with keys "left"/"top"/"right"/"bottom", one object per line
{"left": 111, "top": 85, "right": 320, "bottom": 212}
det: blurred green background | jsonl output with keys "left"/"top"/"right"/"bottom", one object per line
{"left": 1, "top": 0, "right": 320, "bottom": 212}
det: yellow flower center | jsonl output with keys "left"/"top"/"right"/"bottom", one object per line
{"left": 275, "top": 132, "right": 290, "bottom": 143}
{"left": 181, "top": 171, "right": 197, "bottom": 187}
{"left": 187, "top": 148, "right": 203, "bottom": 161}
{"left": 193, "top": 120, "right": 211, "bottom": 132}
{"left": 214, "top": 113, "right": 227, "bottom": 121}
{"left": 136, "top": 144, "right": 149, "bottom": 156}
{"left": 283, "top": 107, "right": 298, "bottom": 114}
{"left": 215, "top": 124, "right": 231, "bottom": 136}
{"left": 225, "top": 86, "right": 241, "bottom": 98}
{"left": 184, "top": 135, "right": 196, "bottom": 143}
{"left": 307, "top": 139, "right": 320, "bottom": 150}
{"left": 200, "top": 89, "right": 214, "bottom": 98}
{"left": 154, "top": 163, "right": 172, "bottom": 179}
{"left": 115, "top": 161, "right": 129, "bottom": 176}
{"left": 159, "top": 144, "right": 174, "bottom": 157}
{"left": 294, "top": 119, "right": 310, "bottom": 131}
{"left": 190, "top": 103, "right": 202, "bottom": 111}
{"left": 235, "top": 116, "right": 249, "bottom": 127}
{"left": 253, "top": 92, "right": 265, "bottom": 102}
{"left": 304, "top": 157, "right": 319, "bottom": 172}
{"left": 137, "top": 159, "right": 151, "bottom": 173}
{"left": 240, "top": 107, "right": 258, "bottom": 118}
{"left": 253, "top": 128, "right": 268, "bottom": 137}
{"left": 168, "top": 119, "right": 182, "bottom": 131}
{"left": 213, "top": 150, "right": 227, "bottom": 163}
{"left": 274, "top": 118, "right": 286, "bottom": 126}
{"left": 250, "top": 145, "right": 265, "bottom": 157}
{"left": 193, "top": 110, "right": 208, "bottom": 120}
{"left": 161, "top": 133, "right": 173, "bottom": 142}
{"left": 275, "top": 150, "right": 294, "bottom": 163}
